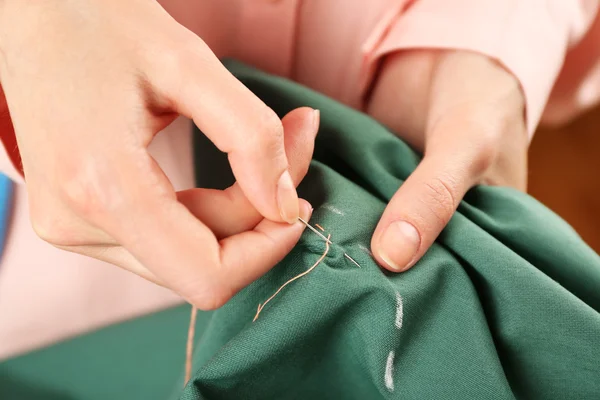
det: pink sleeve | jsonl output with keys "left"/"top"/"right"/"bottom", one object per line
{"left": 542, "top": 10, "right": 600, "bottom": 126}
{"left": 361, "top": 0, "right": 600, "bottom": 138}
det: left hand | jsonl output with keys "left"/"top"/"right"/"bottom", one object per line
{"left": 367, "top": 50, "right": 529, "bottom": 272}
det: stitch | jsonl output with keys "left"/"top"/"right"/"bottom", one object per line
{"left": 315, "top": 223, "right": 325, "bottom": 231}
{"left": 385, "top": 350, "right": 395, "bottom": 391}
{"left": 253, "top": 234, "right": 331, "bottom": 322}
{"left": 184, "top": 306, "right": 198, "bottom": 386}
{"left": 298, "top": 217, "right": 332, "bottom": 244}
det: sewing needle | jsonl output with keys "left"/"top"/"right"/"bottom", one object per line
{"left": 297, "top": 217, "right": 361, "bottom": 268}
{"left": 344, "top": 253, "right": 362, "bottom": 268}
{"left": 297, "top": 217, "right": 333, "bottom": 244}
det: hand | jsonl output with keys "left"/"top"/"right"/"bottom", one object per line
{"left": 0, "top": 0, "right": 320, "bottom": 309}
{"left": 367, "top": 50, "right": 528, "bottom": 272}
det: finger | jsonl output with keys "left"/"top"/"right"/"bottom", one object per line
{"left": 371, "top": 139, "right": 484, "bottom": 272}
{"left": 216, "top": 200, "right": 313, "bottom": 301}
{"left": 178, "top": 107, "right": 319, "bottom": 238}
{"left": 56, "top": 243, "right": 164, "bottom": 286}
{"left": 106, "top": 157, "right": 313, "bottom": 310}
{"left": 143, "top": 200, "right": 312, "bottom": 310}
{"left": 157, "top": 40, "right": 317, "bottom": 224}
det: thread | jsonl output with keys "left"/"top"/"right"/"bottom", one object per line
{"left": 253, "top": 234, "right": 331, "bottom": 322}
{"left": 184, "top": 305, "right": 198, "bottom": 386}
{"left": 298, "top": 217, "right": 332, "bottom": 244}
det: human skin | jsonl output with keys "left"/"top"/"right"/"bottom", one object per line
{"left": 0, "top": 1, "right": 527, "bottom": 307}
{"left": 0, "top": 0, "right": 320, "bottom": 310}
{"left": 368, "top": 50, "right": 527, "bottom": 272}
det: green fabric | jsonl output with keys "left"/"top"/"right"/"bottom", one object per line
{"left": 2, "top": 61, "right": 600, "bottom": 399}
{"left": 0, "top": 306, "right": 212, "bottom": 400}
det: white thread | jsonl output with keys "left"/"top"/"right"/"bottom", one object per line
{"left": 385, "top": 292, "right": 403, "bottom": 391}
{"left": 322, "top": 204, "right": 344, "bottom": 216}
{"left": 395, "top": 292, "right": 403, "bottom": 330}
{"left": 385, "top": 351, "right": 395, "bottom": 391}
{"left": 184, "top": 306, "right": 198, "bottom": 386}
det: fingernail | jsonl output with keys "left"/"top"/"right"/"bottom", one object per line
{"left": 277, "top": 170, "right": 299, "bottom": 224}
{"left": 312, "top": 109, "right": 320, "bottom": 132}
{"left": 298, "top": 200, "right": 313, "bottom": 223}
{"left": 378, "top": 221, "right": 420, "bottom": 272}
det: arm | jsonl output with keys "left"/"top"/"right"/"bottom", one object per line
{"left": 0, "top": 0, "right": 317, "bottom": 309}
{"left": 363, "top": 0, "right": 599, "bottom": 272}
{"left": 364, "top": 0, "right": 599, "bottom": 137}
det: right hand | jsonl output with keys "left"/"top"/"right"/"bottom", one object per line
{"left": 0, "top": 0, "right": 320, "bottom": 309}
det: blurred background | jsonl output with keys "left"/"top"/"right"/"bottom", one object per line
{"left": 529, "top": 105, "right": 600, "bottom": 253}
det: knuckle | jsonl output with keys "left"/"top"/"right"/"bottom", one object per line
{"left": 177, "top": 258, "right": 235, "bottom": 311}
{"left": 431, "top": 110, "right": 501, "bottom": 177}
{"left": 155, "top": 37, "right": 212, "bottom": 88}
{"left": 166, "top": 36, "right": 206, "bottom": 66}
{"left": 421, "top": 176, "right": 457, "bottom": 226}
{"left": 60, "top": 178, "right": 105, "bottom": 217}
{"left": 187, "top": 283, "right": 233, "bottom": 311}
{"left": 470, "top": 137, "right": 498, "bottom": 176}
{"left": 57, "top": 162, "right": 124, "bottom": 222}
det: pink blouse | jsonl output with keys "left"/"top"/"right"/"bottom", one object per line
{"left": 0, "top": 0, "right": 598, "bottom": 359}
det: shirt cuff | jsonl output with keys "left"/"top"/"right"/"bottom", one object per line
{"left": 360, "top": 0, "right": 585, "bottom": 138}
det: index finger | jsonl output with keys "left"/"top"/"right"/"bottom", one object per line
{"left": 157, "top": 40, "right": 307, "bottom": 224}
{"left": 109, "top": 182, "right": 313, "bottom": 309}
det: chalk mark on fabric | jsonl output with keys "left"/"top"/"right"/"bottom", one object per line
{"left": 385, "top": 291, "right": 404, "bottom": 391}
{"left": 395, "top": 292, "right": 403, "bottom": 329}
{"left": 385, "top": 351, "right": 395, "bottom": 391}
{"left": 322, "top": 203, "right": 344, "bottom": 215}
{"left": 184, "top": 305, "right": 198, "bottom": 386}
{"left": 253, "top": 234, "right": 331, "bottom": 322}
{"left": 358, "top": 244, "right": 373, "bottom": 257}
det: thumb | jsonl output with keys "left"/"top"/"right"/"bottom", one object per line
{"left": 159, "top": 44, "right": 307, "bottom": 224}
{"left": 371, "top": 148, "right": 481, "bottom": 272}
{"left": 177, "top": 106, "right": 319, "bottom": 239}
